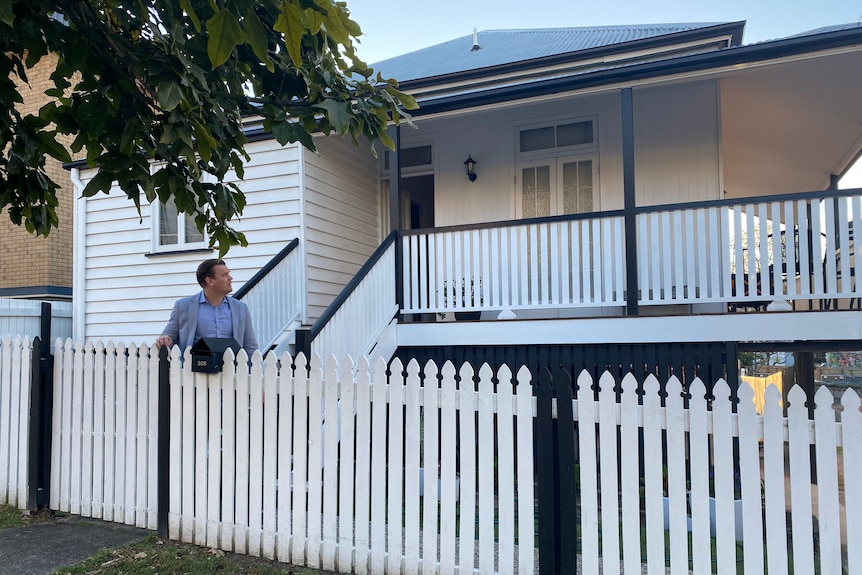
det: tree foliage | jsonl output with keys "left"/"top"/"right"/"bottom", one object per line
{"left": 0, "top": 0, "right": 417, "bottom": 254}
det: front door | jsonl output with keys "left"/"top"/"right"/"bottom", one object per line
{"left": 516, "top": 155, "right": 598, "bottom": 218}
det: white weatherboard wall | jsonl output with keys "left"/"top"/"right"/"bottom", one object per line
{"left": 634, "top": 80, "right": 721, "bottom": 205}
{"left": 302, "top": 136, "right": 380, "bottom": 322}
{"left": 405, "top": 78, "right": 720, "bottom": 228}
{"left": 74, "top": 139, "right": 302, "bottom": 345}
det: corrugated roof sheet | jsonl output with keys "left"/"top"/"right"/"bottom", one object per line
{"left": 371, "top": 24, "right": 727, "bottom": 82}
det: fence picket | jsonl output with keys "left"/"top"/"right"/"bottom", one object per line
{"left": 787, "top": 386, "right": 815, "bottom": 574}
{"left": 496, "top": 363, "right": 516, "bottom": 575}
{"left": 574, "top": 370, "right": 598, "bottom": 572}
{"left": 762, "top": 384, "right": 788, "bottom": 575}
{"left": 476, "top": 361, "right": 494, "bottom": 575}
{"left": 353, "top": 358, "right": 371, "bottom": 575}
{"left": 456, "top": 363, "right": 477, "bottom": 575}
{"left": 421, "top": 360, "right": 440, "bottom": 575}
{"left": 813, "top": 386, "right": 842, "bottom": 574}
{"left": 262, "top": 352, "right": 279, "bottom": 559}
{"left": 439, "top": 362, "right": 458, "bottom": 573}
{"left": 620, "top": 372, "right": 641, "bottom": 575}
{"left": 370, "top": 357, "right": 389, "bottom": 573}
{"left": 220, "top": 351, "right": 237, "bottom": 552}
{"left": 514, "top": 366, "right": 535, "bottom": 575}
{"left": 598, "top": 371, "right": 621, "bottom": 575}
{"left": 737, "top": 382, "right": 765, "bottom": 574}
{"left": 206, "top": 353, "right": 224, "bottom": 548}
{"left": 386, "top": 359, "right": 405, "bottom": 574}
{"left": 276, "top": 351, "right": 295, "bottom": 563}
{"left": 168, "top": 346, "right": 182, "bottom": 539}
{"left": 0, "top": 337, "right": 14, "bottom": 505}
{"left": 712, "top": 379, "right": 737, "bottom": 574}
{"left": 403, "top": 360, "right": 422, "bottom": 575}
{"left": 842, "top": 388, "right": 862, "bottom": 573}
{"left": 641, "top": 375, "right": 664, "bottom": 574}
{"left": 234, "top": 349, "right": 251, "bottom": 554}
{"left": 688, "top": 377, "right": 712, "bottom": 574}
{"left": 664, "top": 376, "right": 688, "bottom": 575}
{"left": 305, "top": 356, "right": 324, "bottom": 565}
{"left": 322, "top": 356, "right": 340, "bottom": 570}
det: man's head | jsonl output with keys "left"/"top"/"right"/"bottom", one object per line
{"left": 196, "top": 259, "right": 232, "bottom": 295}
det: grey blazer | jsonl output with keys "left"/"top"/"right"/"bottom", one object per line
{"left": 160, "top": 291, "right": 259, "bottom": 356}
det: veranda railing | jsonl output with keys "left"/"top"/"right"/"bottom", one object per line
{"left": 2, "top": 338, "right": 860, "bottom": 574}
{"left": 401, "top": 188, "right": 862, "bottom": 316}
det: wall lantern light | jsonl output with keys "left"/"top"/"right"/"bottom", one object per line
{"left": 464, "top": 155, "right": 477, "bottom": 182}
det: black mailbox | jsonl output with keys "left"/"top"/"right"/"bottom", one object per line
{"left": 190, "top": 337, "right": 240, "bottom": 373}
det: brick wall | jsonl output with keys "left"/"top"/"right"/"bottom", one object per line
{"left": 1, "top": 53, "right": 75, "bottom": 297}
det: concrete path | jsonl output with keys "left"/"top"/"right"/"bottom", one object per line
{"left": 0, "top": 514, "right": 149, "bottom": 575}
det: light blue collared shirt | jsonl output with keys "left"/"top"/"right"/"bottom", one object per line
{"left": 195, "top": 292, "right": 233, "bottom": 343}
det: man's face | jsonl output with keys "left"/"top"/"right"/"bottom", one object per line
{"left": 206, "top": 264, "right": 233, "bottom": 295}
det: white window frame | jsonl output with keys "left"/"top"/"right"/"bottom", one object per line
{"left": 515, "top": 115, "right": 599, "bottom": 161}
{"left": 515, "top": 154, "right": 600, "bottom": 219}
{"left": 149, "top": 164, "right": 209, "bottom": 252}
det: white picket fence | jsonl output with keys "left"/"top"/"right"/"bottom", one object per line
{"left": 2, "top": 338, "right": 862, "bottom": 574}
{"left": 0, "top": 336, "right": 32, "bottom": 508}
{"left": 0, "top": 297, "right": 72, "bottom": 342}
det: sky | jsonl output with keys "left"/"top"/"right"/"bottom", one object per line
{"left": 345, "top": 0, "right": 862, "bottom": 186}
{"left": 346, "top": 0, "right": 862, "bottom": 64}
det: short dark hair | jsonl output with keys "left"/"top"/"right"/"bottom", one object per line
{"left": 196, "top": 259, "right": 226, "bottom": 287}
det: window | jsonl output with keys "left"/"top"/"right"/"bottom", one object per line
{"left": 516, "top": 117, "right": 598, "bottom": 218}
{"left": 383, "top": 144, "right": 433, "bottom": 173}
{"left": 153, "top": 196, "right": 206, "bottom": 251}
{"left": 519, "top": 120, "right": 594, "bottom": 154}
{"left": 518, "top": 157, "right": 596, "bottom": 218}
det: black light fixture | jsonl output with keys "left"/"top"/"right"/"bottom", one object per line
{"left": 464, "top": 154, "right": 477, "bottom": 182}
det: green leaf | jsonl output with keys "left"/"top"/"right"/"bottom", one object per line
{"left": 242, "top": 8, "right": 273, "bottom": 71}
{"left": 37, "top": 131, "right": 72, "bottom": 163}
{"left": 82, "top": 171, "right": 116, "bottom": 197}
{"left": 274, "top": 1, "right": 305, "bottom": 67}
{"left": 0, "top": 0, "right": 15, "bottom": 27}
{"left": 313, "top": 99, "right": 351, "bottom": 134}
{"left": 179, "top": 0, "right": 201, "bottom": 32}
{"left": 156, "top": 81, "right": 184, "bottom": 111}
{"left": 207, "top": 9, "right": 245, "bottom": 69}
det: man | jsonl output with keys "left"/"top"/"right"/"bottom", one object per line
{"left": 156, "top": 259, "right": 258, "bottom": 356}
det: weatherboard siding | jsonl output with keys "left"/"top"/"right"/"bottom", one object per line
{"left": 302, "top": 136, "right": 380, "bottom": 323}
{"left": 78, "top": 139, "right": 302, "bottom": 345}
{"left": 634, "top": 80, "right": 722, "bottom": 205}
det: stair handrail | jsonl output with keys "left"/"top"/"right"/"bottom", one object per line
{"left": 297, "top": 231, "right": 399, "bottom": 359}
{"left": 234, "top": 238, "right": 302, "bottom": 351}
{"left": 233, "top": 238, "right": 300, "bottom": 299}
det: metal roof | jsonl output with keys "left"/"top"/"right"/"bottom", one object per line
{"left": 371, "top": 23, "right": 732, "bottom": 82}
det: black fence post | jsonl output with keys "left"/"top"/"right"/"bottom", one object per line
{"left": 554, "top": 369, "right": 578, "bottom": 574}
{"left": 534, "top": 368, "right": 557, "bottom": 575}
{"left": 27, "top": 303, "right": 54, "bottom": 511}
{"left": 157, "top": 345, "right": 170, "bottom": 537}
{"left": 294, "top": 328, "right": 311, "bottom": 359}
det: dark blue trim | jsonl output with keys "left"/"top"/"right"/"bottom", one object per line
{"left": 621, "top": 87, "right": 639, "bottom": 317}
{"left": 307, "top": 231, "right": 399, "bottom": 343}
{"left": 401, "top": 208, "right": 626, "bottom": 236}
{"left": 637, "top": 186, "right": 862, "bottom": 215}
{"left": 0, "top": 286, "right": 72, "bottom": 297}
{"left": 233, "top": 238, "right": 300, "bottom": 300}
{"left": 145, "top": 248, "right": 213, "bottom": 257}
